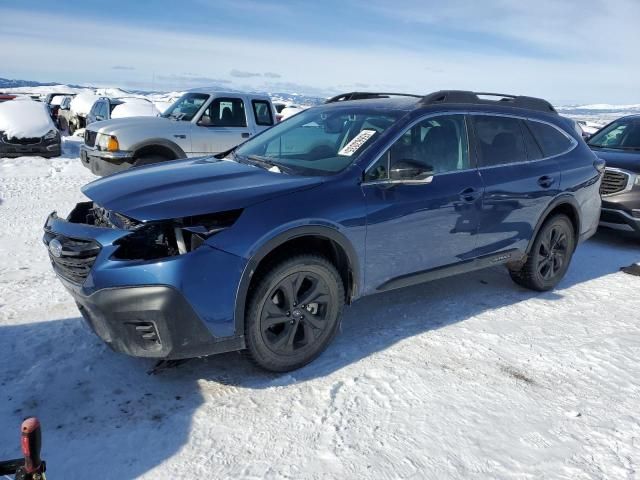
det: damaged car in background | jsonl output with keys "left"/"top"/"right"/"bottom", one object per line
{"left": 44, "top": 90, "right": 602, "bottom": 372}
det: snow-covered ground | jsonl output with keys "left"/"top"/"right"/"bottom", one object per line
{"left": 1, "top": 134, "right": 639, "bottom": 478}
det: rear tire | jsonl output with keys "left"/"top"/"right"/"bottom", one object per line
{"left": 245, "top": 255, "right": 344, "bottom": 372}
{"left": 509, "top": 214, "right": 575, "bottom": 291}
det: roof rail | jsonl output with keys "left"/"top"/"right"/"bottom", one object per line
{"left": 419, "top": 90, "right": 557, "bottom": 114}
{"left": 325, "top": 92, "right": 422, "bottom": 104}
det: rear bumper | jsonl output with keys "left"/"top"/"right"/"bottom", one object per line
{"left": 80, "top": 144, "right": 133, "bottom": 176}
{"left": 75, "top": 285, "right": 243, "bottom": 359}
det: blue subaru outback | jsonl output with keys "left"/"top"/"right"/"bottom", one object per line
{"left": 44, "top": 90, "right": 603, "bottom": 371}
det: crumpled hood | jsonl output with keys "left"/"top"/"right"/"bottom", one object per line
{"left": 591, "top": 147, "right": 640, "bottom": 173}
{"left": 82, "top": 157, "right": 324, "bottom": 221}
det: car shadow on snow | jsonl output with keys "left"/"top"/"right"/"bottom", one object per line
{"left": 0, "top": 229, "right": 637, "bottom": 478}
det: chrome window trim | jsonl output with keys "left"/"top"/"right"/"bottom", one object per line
{"left": 601, "top": 167, "right": 637, "bottom": 197}
{"left": 362, "top": 110, "right": 578, "bottom": 185}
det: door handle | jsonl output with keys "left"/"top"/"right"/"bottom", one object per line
{"left": 241, "top": 132, "right": 251, "bottom": 138}
{"left": 459, "top": 187, "right": 480, "bottom": 203}
{"left": 538, "top": 175, "right": 555, "bottom": 188}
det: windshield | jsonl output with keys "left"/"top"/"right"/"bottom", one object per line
{"left": 161, "top": 93, "right": 210, "bottom": 121}
{"left": 234, "top": 107, "right": 401, "bottom": 175}
{"left": 588, "top": 118, "right": 640, "bottom": 150}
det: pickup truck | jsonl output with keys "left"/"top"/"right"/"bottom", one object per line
{"left": 80, "top": 89, "right": 276, "bottom": 176}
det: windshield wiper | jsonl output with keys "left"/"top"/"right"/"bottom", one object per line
{"left": 245, "top": 155, "right": 295, "bottom": 174}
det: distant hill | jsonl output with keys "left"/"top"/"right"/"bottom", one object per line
{"left": 0, "top": 77, "right": 88, "bottom": 91}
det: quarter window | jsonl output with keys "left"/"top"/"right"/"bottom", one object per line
{"left": 252, "top": 100, "right": 274, "bottom": 126}
{"left": 472, "top": 115, "right": 527, "bottom": 167}
{"left": 526, "top": 121, "right": 572, "bottom": 157}
{"left": 365, "top": 115, "right": 469, "bottom": 182}
{"left": 521, "top": 121, "right": 544, "bottom": 160}
{"left": 199, "top": 98, "right": 247, "bottom": 127}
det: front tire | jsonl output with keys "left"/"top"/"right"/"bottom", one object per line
{"left": 245, "top": 255, "right": 344, "bottom": 372}
{"left": 509, "top": 214, "right": 575, "bottom": 291}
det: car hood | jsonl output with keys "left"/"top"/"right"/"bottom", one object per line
{"left": 88, "top": 116, "right": 190, "bottom": 146}
{"left": 91, "top": 116, "right": 179, "bottom": 133}
{"left": 82, "top": 157, "right": 324, "bottom": 221}
{"left": 590, "top": 147, "right": 640, "bottom": 173}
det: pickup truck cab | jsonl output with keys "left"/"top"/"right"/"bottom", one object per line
{"left": 80, "top": 89, "right": 275, "bottom": 176}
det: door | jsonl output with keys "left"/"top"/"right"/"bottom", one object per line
{"left": 362, "top": 114, "right": 483, "bottom": 291}
{"left": 251, "top": 99, "right": 275, "bottom": 133}
{"left": 190, "top": 97, "right": 251, "bottom": 155}
{"left": 470, "top": 114, "right": 562, "bottom": 256}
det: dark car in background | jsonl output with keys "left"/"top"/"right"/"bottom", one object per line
{"left": 0, "top": 100, "right": 61, "bottom": 158}
{"left": 588, "top": 115, "right": 640, "bottom": 234}
{"left": 43, "top": 90, "right": 602, "bottom": 372}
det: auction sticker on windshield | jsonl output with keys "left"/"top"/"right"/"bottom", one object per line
{"left": 338, "top": 129, "right": 377, "bottom": 156}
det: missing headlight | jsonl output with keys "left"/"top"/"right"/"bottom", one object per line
{"left": 112, "top": 209, "right": 242, "bottom": 260}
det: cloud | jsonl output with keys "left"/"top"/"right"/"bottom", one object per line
{"left": 229, "top": 69, "right": 262, "bottom": 78}
{"left": 111, "top": 65, "right": 135, "bottom": 71}
{"left": 1, "top": 5, "right": 639, "bottom": 103}
{"left": 154, "top": 74, "right": 231, "bottom": 89}
{"left": 231, "top": 70, "right": 283, "bottom": 80}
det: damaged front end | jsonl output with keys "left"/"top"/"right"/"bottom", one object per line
{"left": 62, "top": 201, "right": 242, "bottom": 262}
{"left": 43, "top": 201, "right": 249, "bottom": 358}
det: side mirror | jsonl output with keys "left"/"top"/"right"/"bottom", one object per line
{"left": 389, "top": 160, "right": 434, "bottom": 181}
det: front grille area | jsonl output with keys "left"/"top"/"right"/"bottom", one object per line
{"left": 84, "top": 130, "right": 97, "bottom": 147}
{"left": 43, "top": 231, "right": 101, "bottom": 284}
{"left": 600, "top": 169, "right": 630, "bottom": 196}
{"left": 3, "top": 136, "right": 41, "bottom": 145}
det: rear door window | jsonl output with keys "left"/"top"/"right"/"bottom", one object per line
{"left": 252, "top": 100, "right": 274, "bottom": 126}
{"left": 472, "top": 115, "right": 527, "bottom": 167}
{"left": 526, "top": 121, "right": 573, "bottom": 157}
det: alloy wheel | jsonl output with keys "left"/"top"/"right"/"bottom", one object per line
{"left": 260, "top": 271, "right": 332, "bottom": 355}
{"left": 537, "top": 225, "right": 568, "bottom": 281}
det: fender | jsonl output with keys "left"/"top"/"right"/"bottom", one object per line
{"left": 233, "top": 225, "right": 361, "bottom": 335}
{"left": 130, "top": 138, "right": 188, "bottom": 160}
{"left": 526, "top": 194, "right": 581, "bottom": 254}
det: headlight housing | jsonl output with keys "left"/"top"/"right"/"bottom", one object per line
{"left": 111, "top": 209, "right": 243, "bottom": 260}
{"left": 97, "top": 133, "right": 120, "bottom": 152}
{"left": 44, "top": 129, "right": 58, "bottom": 141}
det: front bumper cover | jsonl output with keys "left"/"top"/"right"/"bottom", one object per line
{"left": 0, "top": 139, "right": 61, "bottom": 158}
{"left": 74, "top": 285, "right": 243, "bottom": 359}
{"left": 80, "top": 144, "right": 134, "bottom": 176}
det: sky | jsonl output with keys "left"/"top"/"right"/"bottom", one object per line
{"left": 1, "top": 0, "right": 639, "bottom": 104}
